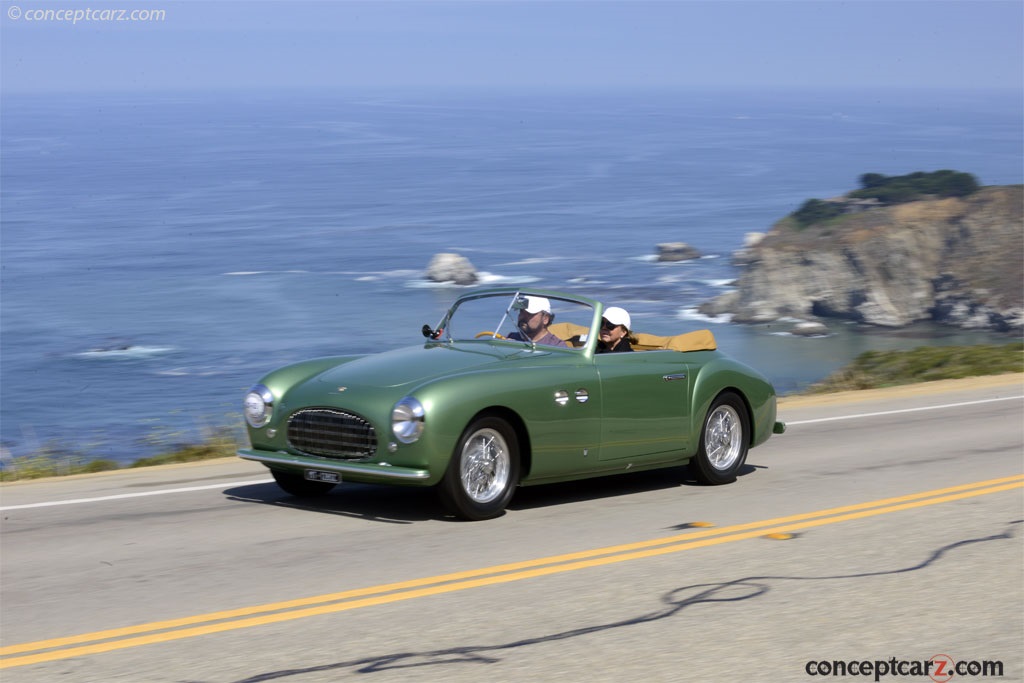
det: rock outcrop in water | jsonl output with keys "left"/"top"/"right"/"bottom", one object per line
{"left": 701, "top": 185, "right": 1023, "bottom": 332}
{"left": 425, "top": 253, "right": 479, "bottom": 285}
{"left": 656, "top": 242, "right": 702, "bottom": 262}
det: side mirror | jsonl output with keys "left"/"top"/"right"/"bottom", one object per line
{"left": 422, "top": 324, "right": 442, "bottom": 340}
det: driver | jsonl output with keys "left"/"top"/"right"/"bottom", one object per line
{"left": 507, "top": 296, "right": 568, "bottom": 347}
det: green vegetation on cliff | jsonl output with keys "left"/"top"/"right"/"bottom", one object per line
{"left": 851, "top": 170, "right": 979, "bottom": 202}
{"left": 792, "top": 170, "right": 980, "bottom": 228}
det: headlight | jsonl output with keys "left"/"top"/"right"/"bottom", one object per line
{"left": 244, "top": 385, "right": 274, "bottom": 428}
{"left": 391, "top": 397, "right": 425, "bottom": 444}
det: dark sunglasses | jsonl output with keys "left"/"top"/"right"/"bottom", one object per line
{"left": 601, "top": 319, "right": 621, "bottom": 331}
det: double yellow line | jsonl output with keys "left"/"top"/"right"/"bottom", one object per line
{"left": 3, "top": 474, "right": 1021, "bottom": 669}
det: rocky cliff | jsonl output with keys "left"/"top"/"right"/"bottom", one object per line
{"left": 702, "top": 185, "right": 1023, "bottom": 332}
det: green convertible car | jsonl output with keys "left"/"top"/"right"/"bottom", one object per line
{"left": 239, "top": 288, "right": 785, "bottom": 520}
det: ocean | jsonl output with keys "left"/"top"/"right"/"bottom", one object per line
{"left": 1, "top": 87, "right": 1021, "bottom": 463}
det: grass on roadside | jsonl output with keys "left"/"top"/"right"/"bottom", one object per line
{"left": 807, "top": 341, "right": 1023, "bottom": 393}
{"left": 0, "top": 427, "right": 241, "bottom": 482}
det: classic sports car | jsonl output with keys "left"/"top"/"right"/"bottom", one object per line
{"left": 239, "top": 288, "right": 785, "bottom": 520}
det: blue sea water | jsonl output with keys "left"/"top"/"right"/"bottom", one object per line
{"left": 2, "top": 87, "right": 1021, "bottom": 462}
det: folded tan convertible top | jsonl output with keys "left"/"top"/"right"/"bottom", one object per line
{"left": 549, "top": 323, "right": 717, "bottom": 352}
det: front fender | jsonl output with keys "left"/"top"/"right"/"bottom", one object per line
{"left": 395, "top": 359, "right": 600, "bottom": 482}
{"left": 256, "top": 355, "right": 366, "bottom": 399}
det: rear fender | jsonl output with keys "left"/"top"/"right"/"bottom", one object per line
{"left": 691, "top": 359, "right": 777, "bottom": 448}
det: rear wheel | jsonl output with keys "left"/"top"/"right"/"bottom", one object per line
{"left": 271, "top": 469, "right": 336, "bottom": 497}
{"left": 690, "top": 392, "right": 749, "bottom": 485}
{"left": 439, "top": 416, "right": 520, "bottom": 520}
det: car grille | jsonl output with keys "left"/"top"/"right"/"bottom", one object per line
{"left": 287, "top": 408, "right": 377, "bottom": 460}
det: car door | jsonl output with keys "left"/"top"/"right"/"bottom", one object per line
{"left": 596, "top": 351, "right": 692, "bottom": 461}
{"left": 488, "top": 352, "right": 604, "bottom": 481}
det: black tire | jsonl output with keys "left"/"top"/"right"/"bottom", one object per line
{"left": 439, "top": 416, "right": 520, "bottom": 520}
{"left": 690, "top": 392, "right": 750, "bottom": 485}
{"left": 271, "top": 469, "right": 336, "bottom": 497}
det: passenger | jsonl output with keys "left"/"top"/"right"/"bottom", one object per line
{"left": 507, "top": 296, "right": 568, "bottom": 347}
{"left": 596, "top": 306, "right": 633, "bottom": 353}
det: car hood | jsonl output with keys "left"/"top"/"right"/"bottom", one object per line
{"left": 313, "top": 342, "right": 545, "bottom": 391}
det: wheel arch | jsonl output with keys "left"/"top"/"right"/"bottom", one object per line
{"left": 693, "top": 386, "right": 754, "bottom": 441}
{"left": 721, "top": 387, "right": 756, "bottom": 446}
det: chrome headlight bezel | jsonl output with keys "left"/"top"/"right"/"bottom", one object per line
{"left": 391, "top": 396, "right": 425, "bottom": 444}
{"left": 244, "top": 384, "right": 274, "bottom": 428}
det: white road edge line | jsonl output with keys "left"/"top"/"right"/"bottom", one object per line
{"left": 0, "top": 479, "right": 274, "bottom": 511}
{"left": 785, "top": 395, "right": 1024, "bottom": 426}
{"left": 5, "top": 396, "right": 1022, "bottom": 512}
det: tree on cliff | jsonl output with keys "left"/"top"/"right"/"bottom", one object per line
{"left": 850, "top": 170, "right": 979, "bottom": 202}
{"left": 792, "top": 170, "right": 981, "bottom": 227}
{"left": 793, "top": 198, "right": 844, "bottom": 226}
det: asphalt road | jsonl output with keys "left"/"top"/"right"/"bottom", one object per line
{"left": 2, "top": 375, "right": 1022, "bottom": 683}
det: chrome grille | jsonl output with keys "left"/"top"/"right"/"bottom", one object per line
{"left": 287, "top": 408, "right": 377, "bottom": 460}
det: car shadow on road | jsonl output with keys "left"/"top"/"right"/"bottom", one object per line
{"left": 507, "top": 462, "right": 760, "bottom": 512}
{"left": 228, "top": 521, "right": 1020, "bottom": 682}
{"left": 223, "top": 481, "right": 444, "bottom": 524}
{"left": 223, "top": 463, "right": 762, "bottom": 523}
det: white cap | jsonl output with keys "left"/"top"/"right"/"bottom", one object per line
{"left": 522, "top": 296, "right": 552, "bottom": 314}
{"left": 603, "top": 306, "right": 631, "bottom": 330}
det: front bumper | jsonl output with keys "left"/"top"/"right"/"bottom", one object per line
{"left": 237, "top": 449, "right": 431, "bottom": 482}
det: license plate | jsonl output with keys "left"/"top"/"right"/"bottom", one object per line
{"left": 304, "top": 470, "right": 341, "bottom": 484}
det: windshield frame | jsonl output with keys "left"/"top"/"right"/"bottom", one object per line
{"left": 435, "top": 288, "right": 603, "bottom": 353}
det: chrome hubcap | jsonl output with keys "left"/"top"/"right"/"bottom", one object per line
{"left": 704, "top": 405, "right": 743, "bottom": 470}
{"left": 460, "top": 428, "right": 511, "bottom": 504}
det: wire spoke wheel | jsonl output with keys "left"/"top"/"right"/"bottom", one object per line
{"left": 704, "top": 404, "right": 743, "bottom": 470}
{"left": 459, "top": 428, "right": 511, "bottom": 504}
{"left": 692, "top": 392, "right": 749, "bottom": 485}
{"left": 440, "top": 417, "right": 520, "bottom": 520}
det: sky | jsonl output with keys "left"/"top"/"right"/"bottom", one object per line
{"left": 0, "top": 0, "right": 1021, "bottom": 93}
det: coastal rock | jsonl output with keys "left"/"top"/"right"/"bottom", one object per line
{"left": 656, "top": 242, "right": 701, "bottom": 262}
{"left": 425, "top": 253, "right": 479, "bottom": 285}
{"left": 698, "top": 290, "right": 740, "bottom": 318}
{"left": 790, "top": 321, "right": 830, "bottom": 337}
{"left": 930, "top": 275, "right": 1023, "bottom": 331}
{"left": 731, "top": 232, "right": 766, "bottom": 266}
{"left": 706, "top": 186, "right": 1023, "bottom": 332}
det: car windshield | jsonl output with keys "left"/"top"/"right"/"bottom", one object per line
{"left": 440, "top": 292, "right": 595, "bottom": 348}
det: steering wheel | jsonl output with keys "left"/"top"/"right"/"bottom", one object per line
{"left": 475, "top": 331, "right": 506, "bottom": 340}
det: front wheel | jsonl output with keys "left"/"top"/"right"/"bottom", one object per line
{"left": 439, "top": 417, "right": 520, "bottom": 520}
{"left": 271, "top": 469, "right": 336, "bottom": 497}
{"left": 690, "top": 392, "right": 749, "bottom": 485}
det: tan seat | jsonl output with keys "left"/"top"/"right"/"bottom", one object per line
{"left": 547, "top": 322, "right": 590, "bottom": 348}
